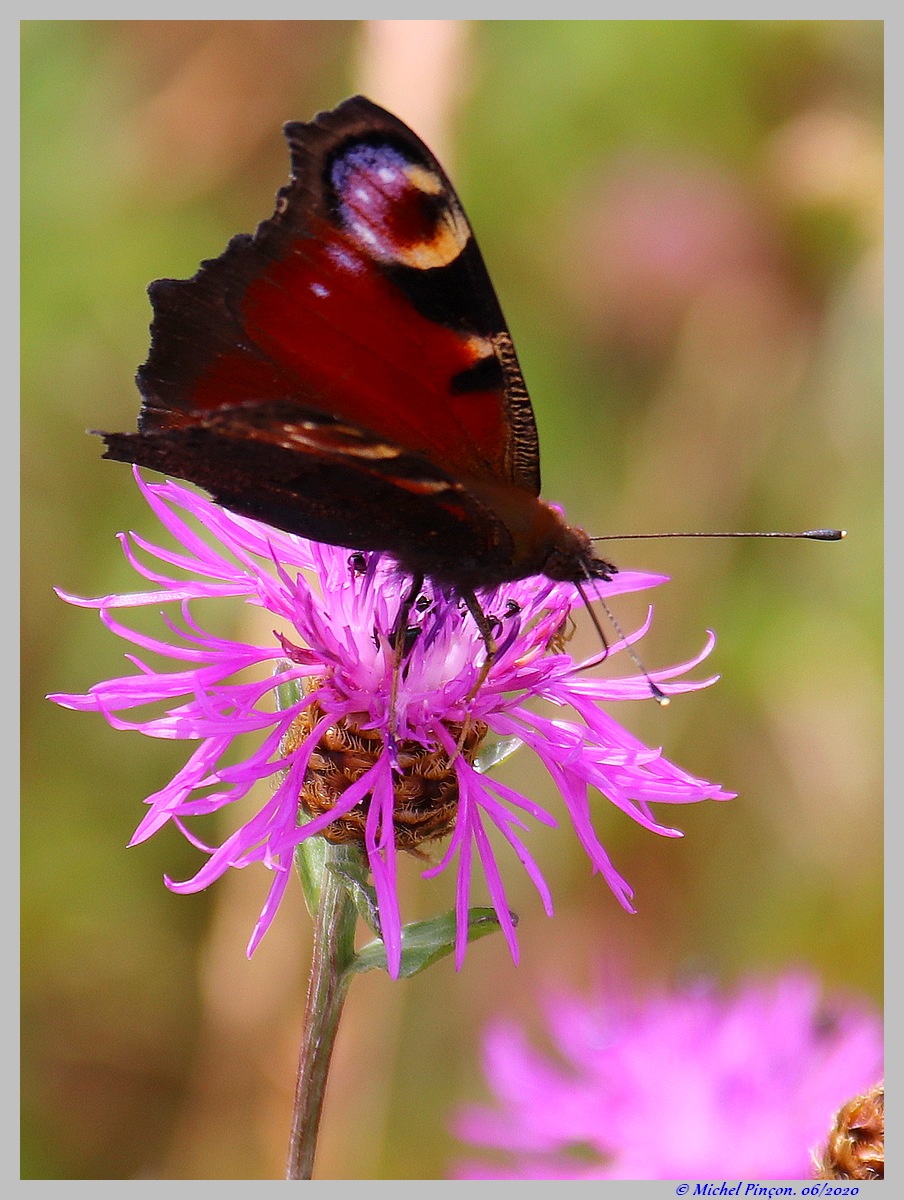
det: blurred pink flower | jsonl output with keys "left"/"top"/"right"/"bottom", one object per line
{"left": 51, "top": 471, "right": 730, "bottom": 977}
{"left": 452, "top": 971, "right": 884, "bottom": 1179}
{"left": 568, "top": 153, "right": 778, "bottom": 359}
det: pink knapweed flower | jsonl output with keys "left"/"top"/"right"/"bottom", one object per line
{"left": 452, "top": 971, "right": 884, "bottom": 1179}
{"left": 51, "top": 471, "right": 731, "bottom": 977}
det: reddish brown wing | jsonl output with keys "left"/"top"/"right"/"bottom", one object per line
{"left": 104, "top": 394, "right": 542, "bottom": 590}
{"left": 121, "top": 95, "right": 541, "bottom": 496}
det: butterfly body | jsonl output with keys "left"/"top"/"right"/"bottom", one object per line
{"left": 101, "top": 96, "right": 616, "bottom": 602}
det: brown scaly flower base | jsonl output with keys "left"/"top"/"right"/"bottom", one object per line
{"left": 283, "top": 695, "right": 488, "bottom": 854}
{"left": 815, "top": 1083, "right": 884, "bottom": 1180}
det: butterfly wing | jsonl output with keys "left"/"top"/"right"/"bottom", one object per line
{"left": 118, "top": 95, "right": 541, "bottom": 500}
{"left": 103, "top": 395, "right": 530, "bottom": 588}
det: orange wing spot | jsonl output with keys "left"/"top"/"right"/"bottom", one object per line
{"left": 389, "top": 477, "right": 455, "bottom": 496}
{"left": 463, "top": 335, "right": 494, "bottom": 363}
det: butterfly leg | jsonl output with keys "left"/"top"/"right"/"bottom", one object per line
{"left": 440, "top": 590, "right": 500, "bottom": 764}
{"left": 388, "top": 573, "right": 425, "bottom": 738}
{"left": 460, "top": 590, "right": 499, "bottom": 698}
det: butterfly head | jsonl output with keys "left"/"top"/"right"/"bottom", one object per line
{"left": 542, "top": 526, "right": 618, "bottom": 587}
{"left": 517, "top": 501, "right": 618, "bottom": 588}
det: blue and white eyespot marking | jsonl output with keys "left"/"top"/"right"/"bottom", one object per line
{"left": 331, "top": 142, "right": 469, "bottom": 269}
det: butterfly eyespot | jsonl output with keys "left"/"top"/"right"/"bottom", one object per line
{"left": 330, "top": 140, "right": 469, "bottom": 269}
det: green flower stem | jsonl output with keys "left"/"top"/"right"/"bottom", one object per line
{"left": 286, "top": 842, "right": 361, "bottom": 1180}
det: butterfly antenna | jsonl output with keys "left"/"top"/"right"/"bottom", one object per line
{"left": 575, "top": 578, "right": 669, "bottom": 706}
{"left": 578, "top": 527, "right": 845, "bottom": 706}
{"left": 591, "top": 528, "right": 846, "bottom": 543}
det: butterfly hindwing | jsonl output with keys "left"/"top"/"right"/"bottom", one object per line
{"left": 102, "top": 399, "right": 521, "bottom": 587}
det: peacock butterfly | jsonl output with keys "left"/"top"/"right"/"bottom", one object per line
{"left": 100, "top": 95, "right": 617, "bottom": 653}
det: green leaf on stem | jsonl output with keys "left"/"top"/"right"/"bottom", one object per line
{"left": 474, "top": 733, "right": 523, "bottom": 774}
{"left": 294, "top": 833, "right": 327, "bottom": 919}
{"left": 348, "top": 907, "right": 514, "bottom": 979}
{"left": 327, "top": 859, "right": 381, "bottom": 933}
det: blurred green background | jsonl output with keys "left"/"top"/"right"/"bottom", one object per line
{"left": 22, "top": 19, "right": 883, "bottom": 1180}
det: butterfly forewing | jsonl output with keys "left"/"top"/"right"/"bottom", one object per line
{"left": 130, "top": 95, "right": 540, "bottom": 495}
{"left": 100, "top": 96, "right": 616, "bottom": 596}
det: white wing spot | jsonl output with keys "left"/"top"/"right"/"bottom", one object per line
{"left": 310, "top": 282, "right": 329, "bottom": 298}
{"left": 326, "top": 244, "right": 363, "bottom": 274}
{"left": 353, "top": 223, "right": 378, "bottom": 247}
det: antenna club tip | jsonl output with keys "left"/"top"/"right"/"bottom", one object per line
{"left": 651, "top": 686, "right": 670, "bottom": 707}
{"left": 809, "top": 528, "right": 846, "bottom": 540}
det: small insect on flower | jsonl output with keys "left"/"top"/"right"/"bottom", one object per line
{"left": 51, "top": 473, "right": 731, "bottom": 977}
